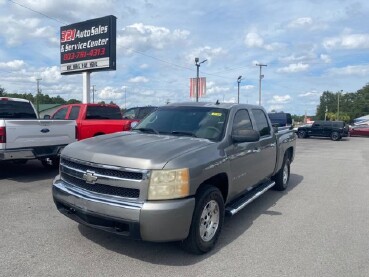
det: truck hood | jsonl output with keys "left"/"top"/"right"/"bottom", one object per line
{"left": 62, "top": 131, "right": 214, "bottom": 169}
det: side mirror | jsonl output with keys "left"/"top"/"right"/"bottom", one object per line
{"left": 43, "top": 115, "right": 51, "bottom": 119}
{"left": 273, "top": 126, "right": 278, "bottom": 133}
{"left": 232, "top": 129, "right": 260, "bottom": 143}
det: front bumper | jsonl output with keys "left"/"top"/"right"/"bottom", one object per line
{"left": 52, "top": 177, "right": 195, "bottom": 242}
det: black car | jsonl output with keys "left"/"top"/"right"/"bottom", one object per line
{"left": 268, "top": 112, "right": 293, "bottom": 127}
{"left": 297, "top": 120, "right": 349, "bottom": 141}
{"left": 122, "top": 106, "right": 157, "bottom": 120}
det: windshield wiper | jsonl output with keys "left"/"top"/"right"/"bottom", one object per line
{"left": 171, "top": 130, "right": 197, "bottom": 137}
{"left": 134, "top": 127, "right": 159, "bottom": 134}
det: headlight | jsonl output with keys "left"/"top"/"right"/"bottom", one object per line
{"left": 148, "top": 168, "right": 189, "bottom": 200}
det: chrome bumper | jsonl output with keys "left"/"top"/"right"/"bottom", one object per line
{"left": 52, "top": 177, "right": 195, "bottom": 242}
{"left": 0, "top": 146, "right": 65, "bottom": 161}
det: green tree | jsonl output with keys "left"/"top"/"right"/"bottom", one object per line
{"left": 0, "top": 86, "right": 6, "bottom": 96}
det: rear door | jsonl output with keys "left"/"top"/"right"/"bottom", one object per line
{"left": 250, "top": 109, "right": 277, "bottom": 182}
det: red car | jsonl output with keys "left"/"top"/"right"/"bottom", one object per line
{"left": 349, "top": 125, "right": 369, "bottom": 137}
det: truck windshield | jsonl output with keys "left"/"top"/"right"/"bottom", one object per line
{"left": 133, "top": 106, "right": 228, "bottom": 141}
{"left": 0, "top": 100, "right": 37, "bottom": 119}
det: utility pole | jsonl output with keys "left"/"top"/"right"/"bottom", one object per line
{"left": 337, "top": 90, "right": 342, "bottom": 121}
{"left": 195, "top": 57, "right": 207, "bottom": 102}
{"left": 36, "top": 78, "right": 42, "bottom": 116}
{"left": 237, "top": 76, "right": 243, "bottom": 104}
{"left": 325, "top": 106, "right": 328, "bottom": 121}
{"left": 256, "top": 63, "right": 267, "bottom": 106}
{"left": 91, "top": 85, "right": 96, "bottom": 103}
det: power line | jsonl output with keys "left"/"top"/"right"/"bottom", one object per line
{"left": 8, "top": 0, "right": 68, "bottom": 25}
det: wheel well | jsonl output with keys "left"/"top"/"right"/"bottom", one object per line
{"left": 93, "top": 132, "right": 105, "bottom": 137}
{"left": 285, "top": 147, "right": 294, "bottom": 162}
{"left": 196, "top": 173, "right": 228, "bottom": 202}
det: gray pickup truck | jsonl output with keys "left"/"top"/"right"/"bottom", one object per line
{"left": 52, "top": 102, "right": 296, "bottom": 254}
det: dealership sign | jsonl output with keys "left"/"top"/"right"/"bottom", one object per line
{"left": 60, "top": 15, "right": 116, "bottom": 75}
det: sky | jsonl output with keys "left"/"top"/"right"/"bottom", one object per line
{"left": 0, "top": 0, "right": 369, "bottom": 115}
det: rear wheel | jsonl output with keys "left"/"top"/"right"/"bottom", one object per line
{"left": 298, "top": 130, "right": 307, "bottom": 138}
{"left": 273, "top": 157, "right": 290, "bottom": 191}
{"left": 331, "top": 131, "right": 340, "bottom": 141}
{"left": 182, "top": 186, "right": 224, "bottom": 254}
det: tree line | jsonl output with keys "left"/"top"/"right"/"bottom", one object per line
{"left": 0, "top": 86, "right": 116, "bottom": 106}
{"left": 2, "top": 83, "right": 369, "bottom": 123}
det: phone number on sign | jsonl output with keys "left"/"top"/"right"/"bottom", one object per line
{"left": 63, "top": 48, "right": 106, "bottom": 61}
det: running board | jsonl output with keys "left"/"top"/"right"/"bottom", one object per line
{"left": 225, "top": 181, "right": 275, "bottom": 216}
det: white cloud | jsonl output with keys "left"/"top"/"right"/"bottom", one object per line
{"left": 129, "top": 76, "right": 149, "bottom": 83}
{"left": 244, "top": 32, "right": 284, "bottom": 51}
{"left": 99, "top": 87, "right": 124, "bottom": 100}
{"left": 327, "top": 65, "right": 369, "bottom": 76}
{"left": 40, "top": 66, "right": 62, "bottom": 83}
{"left": 277, "top": 63, "right": 309, "bottom": 73}
{"left": 140, "top": 64, "right": 149, "bottom": 69}
{"left": 269, "top": 95, "right": 292, "bottom": 104}
{"left": 288, "top": 17, "right": 313, "bottom": 28}
{"left": 187, "top": 46, "right": 227, "bottom": 65}
{"left": 117, "top": 23, "right": 190, "bottom": 53}
{"left": 299, "top": 91, "right": 320, "bottom": 97}
{"left": 0, "top": 60, "right": 25, "bottom": 70}
{"left": 244, "top": 32, "right": 264, "bottom": 48}
{"left": 323, "top": 33, "right": 369, "bottom": 49}
{"left": 241, "top": 85, "right": 254, "bottom": 90}
{"left": 0, "top": 16, "right": 55, "bottom": 46}
{"left": 206, "top": 81, "right": 230, "bottom": 94}
{"left": 320, "top": 54, "right": 331, "bottom": 63}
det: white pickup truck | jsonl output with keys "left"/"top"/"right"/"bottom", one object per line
{"left": 0, "top": 97, "right": 76, "bottom": 167}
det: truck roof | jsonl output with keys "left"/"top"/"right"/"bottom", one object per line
{"left": 165, "top": 101, "right": 261, "bottom": 110}
{"left": 0, "top": 97, "right": 31, "bottom": 103}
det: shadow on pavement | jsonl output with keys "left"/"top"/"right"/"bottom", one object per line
{"left": 0, "top": 160, "right": 58, "bottom": 182}
{"left": 77, "top": 173, "right": 304, "bottom": 265}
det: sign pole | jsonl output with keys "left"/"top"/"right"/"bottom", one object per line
{"left": 82, "top": 72, "right": 91, "bottom": 103}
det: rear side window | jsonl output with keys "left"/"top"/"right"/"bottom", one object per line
{"left": 252, "top": 109, "right": 271, "bottom": 136}
{"left": 68, "top": 106, "right": 80, "bottom": 120}
{"left": 53, "top": 107, "right": 68, "bottom": 119}
{"left": 137, "top": 107, "right": 156, "bottom": 120}
{"left": 122, "top": 108, "right": 138, "bottom": 119}
{"left": 332, "top": 122, "right": 344, "bottom": 128}
{"left": 86, "top": 106, "right": 122, "bottom": 119}
{"left": 0, "top": 100, "right": 37, "bottom": 119}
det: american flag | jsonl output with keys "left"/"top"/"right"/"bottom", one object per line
{"left": 190, "top": 77, "right": 206, "bottom": 98}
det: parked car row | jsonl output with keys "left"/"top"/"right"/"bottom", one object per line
{"left": 1, "top": 97, "right": 158, "bottom": 166}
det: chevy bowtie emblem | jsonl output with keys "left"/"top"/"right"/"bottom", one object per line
{"left": 83, "top": 170, "right": 98, "bottom": 184}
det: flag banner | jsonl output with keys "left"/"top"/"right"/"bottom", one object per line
{"left": 190, "top": 77, "right": 206, "bottom": 98}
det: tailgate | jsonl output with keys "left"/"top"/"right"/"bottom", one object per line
{"left": 4, "top": 120, "right": 76, "bottom": 149}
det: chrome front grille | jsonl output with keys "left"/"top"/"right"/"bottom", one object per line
{"left": 61, "top": 158, "right": 143, "bottom": 180}
{"left": 60, "top": 157, "right": 145, "bottom": 199}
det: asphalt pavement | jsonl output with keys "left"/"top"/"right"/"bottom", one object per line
{"left": 1, "top": 136, "right": 368, "bottom": 277}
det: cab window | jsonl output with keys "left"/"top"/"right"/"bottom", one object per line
{"left": 252, "top": 109, "right": 271, "bottom": 136}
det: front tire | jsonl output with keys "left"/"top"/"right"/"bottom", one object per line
{"left": 182, "top": 186, "right": 224, "bottom": 254}
{"left": 331, "top": 131, "right": 340, "bottom": 141}
{"left": 273, "top": 157, "right": 290, "bottom": 191}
